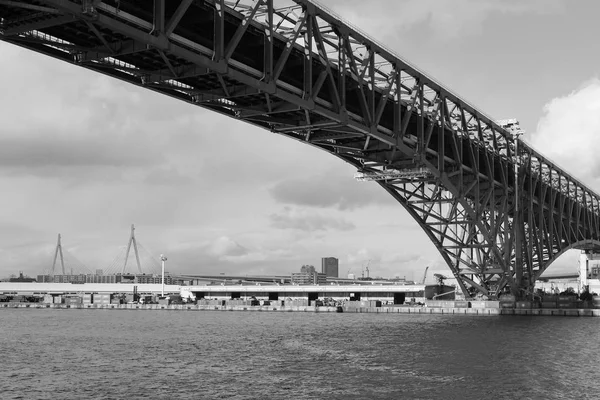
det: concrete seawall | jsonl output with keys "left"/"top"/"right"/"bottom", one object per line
{"left": 500, "top": 308, "right": 600, "bottom": 317}
{"left": 1, "top": 303, "right": 340, "bottom": 312}
{"left": 3, "top": 302, "right": 600, "bottom": 316}
{"left": 0, "top": 303, "right": 499, "bottom": 314}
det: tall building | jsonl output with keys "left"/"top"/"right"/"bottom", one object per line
{"left": 321, "top": 257, "right": 339, "bottom": 278}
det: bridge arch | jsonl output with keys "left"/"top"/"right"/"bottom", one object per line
{"left": 542, "top": 240, "right": 600, "bottom": 274}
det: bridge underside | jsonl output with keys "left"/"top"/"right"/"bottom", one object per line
{"left": 2, "top": 0, "right": 600, "bottom": 299}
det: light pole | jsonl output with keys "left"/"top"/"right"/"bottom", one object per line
{"left": 160, "top": 254, "right": 167, "bottom": 297}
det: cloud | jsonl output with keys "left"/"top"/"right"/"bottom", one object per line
{"left": 164, "top": 236, "right": 250, "bottom": 266}
{"left": 142, "top": 166, "right": 196, "bottom": 186}
{"left": 269, "top": 174, "right": 394, "bottom": 210}
{"left": 208, "top": 236, "right": 248, "bottom": 258}
{"left": 518, "top": 78, "right": 600, "bottom": 275}
{"left": 0, "top": 243, "right": 56, "bottom": 278}
{"left": 0, "top": 45, "right": 210, "bottom": 183}
{"left": 169, "top": 235, "right": 296, "bottom": 266}
{"left": 165, "top": 237, "right": 305, "bottom": 275}
{"left": 381, "top": 252, "right": 423, "bottom": 265}
{"left": 0, "top": 136, "right": 161, "bottom": 170}
{"left": 529, "top": 78, "right": 600, "bottom": 188}
{"left": 326, "top": 0, "right": 564, "bottom": 41}
{"left": 346, "top": 248, "right": 374, "bottom": 266}
{"left": 0, "top": 64, "right": 168, "bottom": 180}
{"left": 269, "top": 207, "right": 355, "bottom": 231}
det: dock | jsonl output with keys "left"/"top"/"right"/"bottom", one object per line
{"left": 3, "top": 302, "right": 600, "bottom": 316}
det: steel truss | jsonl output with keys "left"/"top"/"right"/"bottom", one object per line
{"left": 2, "top": 0, "right": 600, "bottom": 298}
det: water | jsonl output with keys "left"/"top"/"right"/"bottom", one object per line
{"left": 1, "top": 309, "right": 599, "bottom": 399}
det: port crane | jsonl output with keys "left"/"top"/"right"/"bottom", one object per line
{"left": 432, "top": 273, "right": 456, "bottom": 300}
{"left": 434, "top": 273, "right": 447, "bottom": 286}
{"left": 361, "top": 260, "right": 371, "bottom": 279}
{"left": 420, "top": 266, "right": 429, "bottom": 284}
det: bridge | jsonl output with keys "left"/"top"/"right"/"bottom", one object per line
{"left": 1, "top": 0, "right": 598, "bottom": 300}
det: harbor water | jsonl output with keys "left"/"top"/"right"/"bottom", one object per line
{"left": 1, "top": 309, "right": 599, "bottom": 399}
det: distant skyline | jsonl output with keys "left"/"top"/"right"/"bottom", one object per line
{"left": 2, "top": 0, "right": 600, "bottom": 281}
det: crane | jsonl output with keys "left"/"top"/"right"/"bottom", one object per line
{"left": 434, "top": 273, "right": 447, "bottom": 286}
{"left": 362, "top": 259, "right": 371, "bottom": 279}
{"left": 420, "top": 266, "right": 429, "bottom": 284}
{"left": 432, "top": 273, "right": 454, "bottom": 300}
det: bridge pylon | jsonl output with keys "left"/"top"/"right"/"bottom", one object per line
{"left": 122, "top": 224, "right": 142, "bottom": 274}
{"left": 51, "top": 233, "right": 65, "bottom": 275}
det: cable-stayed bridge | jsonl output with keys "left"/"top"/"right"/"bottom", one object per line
{"left": 103, "top": 224, "right": 162, "bottom": 275}
{"left": 42, "top": 233, "right": 94, "bottom": 277}
{"left": 42, "top": 226, "right": 161, "bottom": 278}
{"left": 1, "top": 0, "right": 598, "bottom": 299}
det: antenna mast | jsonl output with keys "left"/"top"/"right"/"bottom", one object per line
{"left": 123, "top": 224, "right": 142, "bottom": 274}
{"left": 52, "top": 233, "right": 65, "bottom": 275}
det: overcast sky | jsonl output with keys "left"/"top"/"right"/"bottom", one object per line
{"left": 2, "top": 0, "right": 600, "bottom": 281}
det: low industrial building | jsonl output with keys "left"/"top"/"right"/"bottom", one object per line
{"left": 36, "top": 273, "right": 186, "bottom": 285}
{"left": 0, "top": 282, "right": 181, "bottom": 296}
{"left": 0, "top": 278, "right": 452, "bottom": 306}
{"left": 182, "top": 283, "right": 428, "bottom": 304}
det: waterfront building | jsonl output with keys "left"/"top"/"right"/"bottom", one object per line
{"left": 321, "top": 257, "right": 339, "bottom": 278}
{"left": 291, "top": 272, "right": 327, "bottom": 285}
{"left": 184, "top": 282, "right": 426, "bottom": 304}
{"left": 36, "top": 275, "right": 53, "bottom": 283}
{"left": 300, "top": 265, "right": 316, "bottom": 274}
{"left": 35, "top": 273, "right": 185, "bottom": 285}
{"left": 92, "top": 274, "right": 118, "bottom": 284}
{"left": 0, "top": 282, "right": 182, "bottom": 298}
{"left": 292, "top": 265, "right": 327, "bottom": 285}
{"left": 8, "top": 272, "right": 36, "bottom": 283}
{"left": 580, "top": 251, "right": 600, "bottom": 294}
{"left": 1, "top": 273, "right": 431, "bottom": 305}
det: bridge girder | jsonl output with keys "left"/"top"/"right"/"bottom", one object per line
{"left": 2, "top": 0, "right": 600, "bottom": 299}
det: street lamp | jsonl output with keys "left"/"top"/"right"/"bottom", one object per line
{"left": 160, "top": 254, "right": 167, "bottom": 297}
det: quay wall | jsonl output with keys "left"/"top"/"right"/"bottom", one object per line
{"left": 3, "top": 302, "right": 600, "bottom": 316}
{"left": 0, "top": 302, "right": 510, "bottom": 316}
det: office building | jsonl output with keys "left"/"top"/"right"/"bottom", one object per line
{"left": 321, "top": 257, "right": 339, "bottom": 278}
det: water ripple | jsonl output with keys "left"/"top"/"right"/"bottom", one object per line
{"left": 0, "top": 310, "right": 599, "bottom": 399}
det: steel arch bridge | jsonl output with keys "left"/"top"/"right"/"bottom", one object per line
{"left": 2, "top": 0, "right": 599, "bottom": 299}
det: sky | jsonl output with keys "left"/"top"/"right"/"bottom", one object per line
{"left": 2, "top": 0, "right": 600, "bottom": 281}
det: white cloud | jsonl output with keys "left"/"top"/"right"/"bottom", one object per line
{"left": 269, "top": 207, "right": 355, "bottom": 232}
{"left": 527, "top": 78, "right": 600, "bottom": 273}
{"left": 326, "top": 0, "right": 564, "bottom": 42}
{"left": 346, "top": 248, "right": 373, "bottom": 266}
{"left": 208, "top": 236, "right": 248, "bottom": 258}
{"left": 529, "top": 78, "right": 600, "bottom": 189}
{"left": 269, "top": 173, "right": 394, "bottom": 210}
